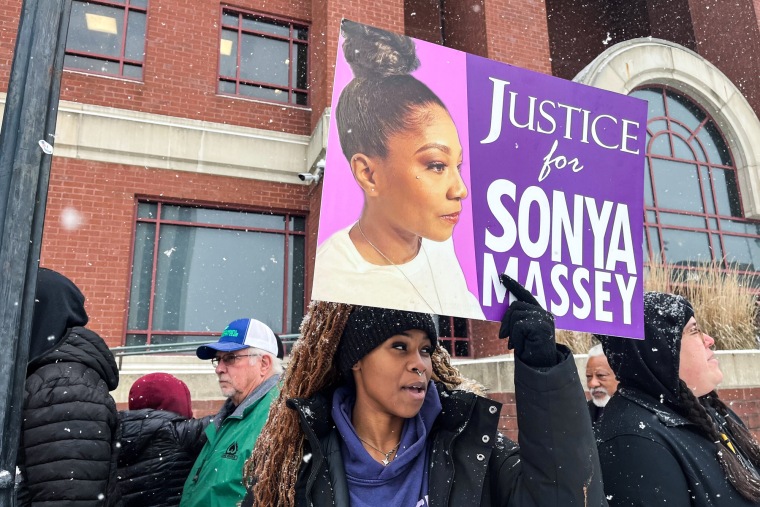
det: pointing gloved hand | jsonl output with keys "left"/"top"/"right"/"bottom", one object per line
{"left": 498, "top": 274, "right": 561, "bottom": 368}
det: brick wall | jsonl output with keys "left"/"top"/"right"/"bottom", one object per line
{"left": 39, "top": 156, "right": 310, "bottom": 348}
{"left": 483, "top": 0, "right": 552, "bottom": 74}
{"left": 0, "top": 0, "right": 312, "bottom": 135}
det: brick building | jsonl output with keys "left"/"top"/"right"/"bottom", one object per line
{"left": 2, "top": 0, "right": 760, "bottom": 430}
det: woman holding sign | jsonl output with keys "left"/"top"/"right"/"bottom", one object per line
{"left": 596, "top": 292, "right": 760, "bottom": 506}
{"left": 241, "top": 276, "right": 606, "bottom": 506}
{"left": 313, "top": 20, "right": 484, "bottom": 319}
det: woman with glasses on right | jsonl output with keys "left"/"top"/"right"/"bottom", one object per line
{"left": 596, "top": 292, "right": 760, "bottom": 506}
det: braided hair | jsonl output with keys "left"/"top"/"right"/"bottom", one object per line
{"left": 677, "top": 380, "right": 760, "bottom": 501}
{"left": 243, "top": 300, "right": 485, "bottom": 505}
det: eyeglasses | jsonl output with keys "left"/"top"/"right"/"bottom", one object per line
{"left": 211, "top": 353, "right": 261, "bottom": 367}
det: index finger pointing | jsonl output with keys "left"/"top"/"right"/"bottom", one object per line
{"left": 499, "top": 274, "right": 540, "bottom": 306}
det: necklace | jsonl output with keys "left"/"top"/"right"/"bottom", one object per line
{"left": 357, "top": 436, "right": 401, "bottom": 466}
{"left": 355, "top": 221, "right": 444, "bottom": 315}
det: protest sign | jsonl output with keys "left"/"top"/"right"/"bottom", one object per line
{"left": 313, "top": 19, "right": 647, "bottom": 338}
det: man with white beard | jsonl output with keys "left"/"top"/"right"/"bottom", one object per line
{"left": 585, "top": 344, "right": 619, "bottom": 424}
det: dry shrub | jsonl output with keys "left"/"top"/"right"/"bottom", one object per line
{"left": 646, "top": 261, "right": 758, "bottom": 350}
{"left": 555, "top": 261, "right": 758, "bottom": 352}
{"left": 556, "top": 329, "right": 596, "bottom": 354}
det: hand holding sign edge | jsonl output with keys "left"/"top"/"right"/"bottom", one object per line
{"left": 498, "top": 274, "right": 561, "bottom": 368}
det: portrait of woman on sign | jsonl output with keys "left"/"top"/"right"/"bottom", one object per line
{"left": 313, "top": 20, "right": 484, "bottom": 319}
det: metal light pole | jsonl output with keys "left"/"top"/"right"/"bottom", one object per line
{"left": 0, "top": 1, "right": 72, "bottom": 505}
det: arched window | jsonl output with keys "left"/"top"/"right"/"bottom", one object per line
{"left": 633, "top": 87, "right": 760, "bottom": 283}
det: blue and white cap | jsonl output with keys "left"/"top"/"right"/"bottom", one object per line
{"left": 196, "top": 318, "right": 279, "bottom": 360}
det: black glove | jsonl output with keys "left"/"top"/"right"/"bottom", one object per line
{"left": 498, "top": 274, "right": 560, "bottom": 368}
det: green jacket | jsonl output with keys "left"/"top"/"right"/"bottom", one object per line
{"left": 180, "top": 374, "right": 280, "bottom": 507}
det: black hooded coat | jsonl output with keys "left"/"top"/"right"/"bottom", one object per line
{"left": 16, "top": 269, "right": 122, "bottom": 507}
{"left": 596, "top": 292, "right": 758, "bottom": 506}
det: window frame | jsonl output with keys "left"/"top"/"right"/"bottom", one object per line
{"left": 64, "top": 0, "right": 148, "bottom": 81}
{"left": 123, "top": 197, "right": 307, "bottom": 346}
{"left": 437, "top": 315, "right": 472, "bottom": 358}
{"left": 638, "top": 86, "right": 760, "bottom": 283}
{"left": 217, "top": 6, "right": 310, "bottom": 106}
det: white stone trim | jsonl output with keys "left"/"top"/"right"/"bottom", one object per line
{"left": 575, "top": 38, "right": 760, "bottom": 219}
{"left": 0, "top": 93, "right": 326, "bottom": 185}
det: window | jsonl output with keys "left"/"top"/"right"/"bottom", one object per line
{"left": 437, "top": 316, "right": 471, "bottom": 358}
{"left": 126, "top": 201, "right": 306, "bottom": 346}
{"left": 64, "top": 0, "right": 147, "bottom": 79}
{"left": 218, "top": 8, "right": 309, "bottom": 105}
{"left": 635, "top": 87, "right": 760, "bottom": 284}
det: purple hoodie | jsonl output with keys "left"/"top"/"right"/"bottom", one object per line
{"left": 331, "top": 382, "right": 443, "bottom": 507}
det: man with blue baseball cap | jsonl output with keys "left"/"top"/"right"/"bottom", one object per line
{"left": 180, "top": 318, "right": 282, "bottom": 507}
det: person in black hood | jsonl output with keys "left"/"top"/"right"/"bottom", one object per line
{"left": 16, "top": 268, "right": 122, "bottom": 507}
{"left": 596, "top": 291, "right": 760, "bottom": 506}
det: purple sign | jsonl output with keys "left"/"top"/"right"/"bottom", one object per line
{"left": 313, "top": 20, "right": 646, "bottom": 338}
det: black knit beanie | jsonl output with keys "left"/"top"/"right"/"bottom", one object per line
{"left": 337, "top": 306, "right": 438, "bottom": 378}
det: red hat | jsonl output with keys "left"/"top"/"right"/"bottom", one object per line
{"left": 128, "top": 372, "right": 193, "bottom": 419}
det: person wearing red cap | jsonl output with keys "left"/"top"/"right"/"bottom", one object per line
{"left": 117, "top": 373, "right": 211, "bottom": 507}
{"left": 180, "top": 318, "right": 282, "bottom": 507}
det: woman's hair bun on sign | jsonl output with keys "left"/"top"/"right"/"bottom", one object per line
{"left": 341, "top": 20, "right": 420, "bottom": 79}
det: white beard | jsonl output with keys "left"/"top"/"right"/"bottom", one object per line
{"left": 590, "top": 388, "right": 611, "bottom": 407}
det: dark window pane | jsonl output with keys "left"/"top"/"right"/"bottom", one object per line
{"left": 723, "top": 235, "right": 760, "bottom": 272}
{"left": 712, "top": 168, "right": 742, "bottom": 217}
{"left": 647, "top": 226, "right": 661, "bottom": 259}
{"left": 125, "top": 11, "right": 146, "bottom": 60}
{"left": 123, "top": 63, "right": 142, "bottom": 79}
{"left": 454, "top": 339, "right": 470, "bottom": 357}
{"left": 661, "top": 229, "right": 712, "bottom": 266}
{"left": 453, "top": 317, "right": 468, "bottom": 337}
{"left": 711, "top": 233, "right": 723, "bottom": 260}
{"left": 128, "top": 222, "right": 155, "bottom": 330}
{"left": 240, "top": 33, "right": 289, "bottom": 86}
{"left": 646, "top": 210, "right": 657, "bottom": 223}
{"left": 672, "top": 135, "right": 693, "bottom": 160}
{"left": 295, "top": 26, "right": 308, "bottom": 40}
{"left": 126, "top": 334, "right": 147, "bottom": 347}
{"left": 218, "top": 80, "right": 236, "bottom": 94}
{"left": 151, "top": 225, "right": 285, "bottom": 333}
{"left": 709, "top": 218, "right": 719, "bottom": 229}
{"left": 292, "top": 42, "right": 308, "bottom": 89}
{"left": 697, "top": 121, "right": 732, "bottom": 165}
{"left": 242, "top": 16, "right": 290, "bottom": 37}
{"left": 651, "top": 159, "right": 703, "bottom": 212}
{"left": 438, "top": 316, "right": 452, "bottom": 337}
{"left": 665, "top": 90, "right": 706, "bottom": 132}
{"left": 161, "top": 205, "right": 286, "bottom": 229}
{"left": 240, "top": 83, "right": 286, "bottom": 102}
{"left": 222, "top": 11, "right": 239, "bottom": 27}
{"left": 650, "top": 133, "right": 671, "bottom": 157}
{"left": 289, "top": 216, "right": 306, "bottom": 231}
{"left": 130, "top": 0, "right": 148, "bottom": 8}
{"left": 67, "top": 2, "right": 124, "bottom": 58}
{"left": 647, "top": 119, "right": 667, "bottom": 136}
{"left": 292, "top": 91, "right": 308, "bottom": 106}
{"left": 631, "top": 88, "right": 665, "bottom": 120}
{"left": 645, "top": 159, "right": 654, "bottom": 207}
{"left": 658, "top": 212, "right": 706, "bottom": 229}
{"left": 148, "top": 334, "right": 210, "bottom": 346}
{"left": 700, "top": 166, "right": 715, "bottom": 214}
{"left": 65, "top": 54, "right": 120, "bottom": 74}
{"left": 219, "top": 29, "right": 238, "bottom": 78}
{"left": 288, "top": 235, "right": 305, "bottom": 334}
{"left": 720, "top": 219, "right": 760, "bottom": 234}
{"left": 137, "top": 201, "right": 157, "bottom": 219}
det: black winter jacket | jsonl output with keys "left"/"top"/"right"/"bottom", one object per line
{"left": 596, "top": 387, "right": 758, "bottom": 506}
{"left": 117, "top": 409, "right": 210, "bottom": 507}
{"left": 283, "top": 347, "right": 606, "bottom": 507}
{"left": 597, "top": 292, "right": 760, "bottom": 506}
{"left": 17, "top": 326, "right": 122, "bottom": 507}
